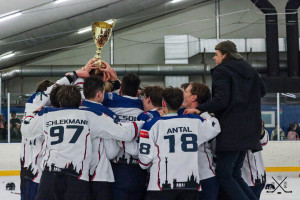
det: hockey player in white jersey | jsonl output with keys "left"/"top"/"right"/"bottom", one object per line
{"left": 81, "top": 76, "right": 122, "bottom": 200}
{"left": 241, "top": 122, "right": 268, "bottom": 199}
{"left": 138, "top": 87, "right": 220, "bottom": 200}
{"left": 102, "top": 73, "right": 147, "bottom": 200}
{"left": 181, "top": 82, "right": 220, "bottom": 200}
{"left": 20, "top": 58, "right": 100, "bottom": 200}
{"left": 138, "top": 86, "right": 164, "bottom": 122}
{"left": 21, "top": 85, "right": 141, "bottom": 200}
{"left": 20, "top": 80, "right": 54, "bottom": 200}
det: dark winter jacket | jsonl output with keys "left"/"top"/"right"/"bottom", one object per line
{"left": 198, "top": 59, "right": 266, "bottom": 151}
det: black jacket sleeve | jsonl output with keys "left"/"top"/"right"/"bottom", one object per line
{"left": 259, "top": 75, "right": 267, "bottom": 97}
{"left": 197, "top": 67, "right": 231, "bottom": 113}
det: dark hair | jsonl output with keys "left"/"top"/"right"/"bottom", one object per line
{"left": 56, "top": 85, "right": 81, "bottom": 108}
{"left": 190, "top": 82, "right": 211, "bottom": 105}
{"left": 181, "top": 83, "right": 190, "bottom": 91}
{"left": 121, "top": 73, "right": 141, "bottom": 97}
{"left": 50, "top": 85, "right": 62, "bottom": 108}
{"left": 83, "top": 76, "right": 105, "bottom": 99}
{"left": 162, "top": 87, "right": 183, "bottom": 111}
{"left": 218, "top": 49, "right": 233, "bottom": 62}
{"left": 141, "top": 86, "right": 164, "bottom": 107}
{"left": 35, "top": 80, "right": 54, "bottom": 92}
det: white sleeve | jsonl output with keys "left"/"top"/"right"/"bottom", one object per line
{"left": 103, "top": 139, "right": 120, "bottom": 159}
{"left": 122, "top": 139, "right": 139, "bottom": 156}
{"left": 21, "top": 114, "right": 43, "bottom": 139}
{"left": 138, "top": 127, "right": 155, "bottom": 169}
{"left": 89, "top": 114, "right": 143, "bottom": 142}
{"left": 30, "top": 76, "right": 72, "bottom": 111}
{"left": 198, "top": 112, "right": 221, "bottom": 145}
{"left": 72, "top": 78, "right": 85, "bottom": 99}
{"left": 260, "top": 129, "right": 269, "bottom": 146}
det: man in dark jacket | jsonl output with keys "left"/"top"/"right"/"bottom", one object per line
{"left": 198, "top": 40, "right": 266, "bottom": 200}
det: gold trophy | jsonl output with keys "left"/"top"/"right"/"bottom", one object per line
{"left": 92, "top": 20, "right": 116, "bottom": 75}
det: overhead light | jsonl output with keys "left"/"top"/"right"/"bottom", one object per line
{"left": 54, "top": 0, "right": 69, "bottom": 4}
{"left": 0, "top": 10, "right": 22, "bottom": 22}
{"left": 105, "top": 19, "right": 115, "bottom": 24}
{"left": 78, "top": 27, "right": 92, "bottom": 34}
{"left": 171, "top": 0, "right": 184, "bottom": 3}
{"left": 78, "top": 19, "right": 115, "bottom": 34}
{"left": 0, "top": 51, "right": 15, "bottom": 59}
{"left": 281, "top": 93, "right": 296, "bottom": 99}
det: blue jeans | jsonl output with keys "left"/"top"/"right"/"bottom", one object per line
{"left": 199, "top": 176, "right": 219, "bottom": 200}
{"left": 112, "top": 163, "right": 147, "bottom": 200}
{"left": 216, "top": 151, "right": 258, "bottom": 200}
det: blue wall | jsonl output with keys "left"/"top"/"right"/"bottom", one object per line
{"left": 261, "top": 104, "right": 300, "bottom": 136}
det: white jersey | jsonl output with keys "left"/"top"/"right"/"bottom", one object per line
{"left": 102, "top": 93, "right": 144, "bottom": 165}
{"left": 21, "top": 107, "right": 141, "bottom": 181}
{"left": 178, "top": 110, "right": 218, "bottom": 181}
{"left": 81, "top": 100, "right": 120, "bottom": 182}
{"left": 241, "top": 129, "right": 269, "bottom": 186}
{"left": 21, "top": 77, "right": 72, "bottom": 183}
{"left": 138, "top": 113, "right": 220, "bottom": 191}
{"left": 198, "top": 141, "right": 216, "bottom": 180}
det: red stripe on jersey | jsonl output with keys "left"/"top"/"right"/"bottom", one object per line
{"left": 138, "top": 160, "right": 151, "bottom": 166}
{"left": 132, "top": 122, "right": 138, "bottom": 139}
{"left": 198, "top": 184, "right": 201, "bottom": 191}
{"left": 44, "top": 131, "right": 48, "bottom": 135}
{"left": 25, "top": 115, "right": 34, "bottom": 119}
{"left": 23, "top": 140, "right": 27, "bottom": 168}
{"left": 140, "top": 131, "right": 149, "bottom": 139}
{"left": 122, "top": 141, "right": 125, "bottom": 150}
{"left": 155, "top": 144, "right": 162, "bottom": 191}
{"left": 204, "top": 143, "right": 216, "bottom": 176}
{"left": 35, "top": 139, "right": 45, "bottom": 165}
{"left": 32, "top": 170, "right": 39, "bottom": 182}
{"left": 75, "top": 82, "right": 84, "bottom": 85}
{"left": 247, "top": 152, "right": 255, "bottom": 186}
{"left": 78, "top": 133, "right": 90, "bottom": 180}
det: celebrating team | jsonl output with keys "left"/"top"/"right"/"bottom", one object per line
{"left": 20, "top": 40, "right": 267, "bottom": 200}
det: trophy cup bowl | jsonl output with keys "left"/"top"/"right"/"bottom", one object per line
{"left": 91, "top": 20, "right": 116, "bottom": 75}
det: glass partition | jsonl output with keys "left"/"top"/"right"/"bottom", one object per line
{"left": 261, "top": 93, "right": 300, "bottom": 141}
{"left": 0, "top": 92, "right": 29, "bottom": 143}
{"left": 0, "top": 91, "right": 299, "bottom": 143}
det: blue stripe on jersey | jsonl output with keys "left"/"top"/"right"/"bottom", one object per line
{"left": 102, "top": 93, "right": 143, "bottom": 110}
{"left": 137, "top": 110, "right": 160, "bottom": 122}
{"left": 27, "top": 92, "right": 39, "bottom": 103}
{"left": 81, "top": 100, "right": 120, "bottom": 123}
{"left": 38, "top": 106, "right": 105, "bottom": 118}
{"left": 142, "top": 114, "right": 204, "bottom": 131}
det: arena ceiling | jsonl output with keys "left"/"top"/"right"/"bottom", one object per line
{"left": 0, "top": 0, "right": 211, "bottom": 70}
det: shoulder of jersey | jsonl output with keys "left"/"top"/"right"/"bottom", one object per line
{"left": 142, "top": 114, "right": 204, "bottom": 131}
{"left": 27, "top": 92, "right": 40, "bottom": 103}
{"left": 103, "top": 92, "right": 143, "bottom": 110}
{"left": 81, "top": 100, "right": 120, "bottom": 122}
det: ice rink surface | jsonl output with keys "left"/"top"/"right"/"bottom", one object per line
{"left": 0, "top": 172, "right": 299, "bottom": 200}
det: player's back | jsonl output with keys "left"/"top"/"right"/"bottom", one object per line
{"left": 102, "top": 93, "right": 143, "bottom": 122}
{"left": 40, "top": 107, "right": 93, "bottom": 180}
{"left": 140, "top": 113, "right": 220, "bottom": 191}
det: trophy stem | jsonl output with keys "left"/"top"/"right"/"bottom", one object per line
{"left": 94, "top": 48, "right": 102, "bottom": 66}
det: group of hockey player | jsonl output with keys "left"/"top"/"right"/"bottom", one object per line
{"left": 20, "top": 56, "right": 267, "bottom": 200}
